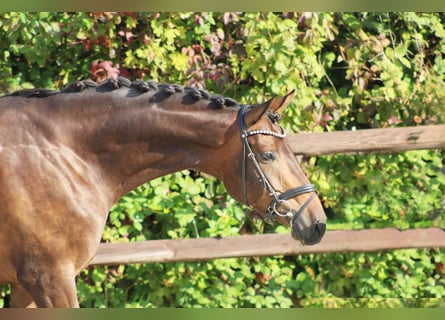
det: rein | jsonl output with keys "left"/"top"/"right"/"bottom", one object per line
{"left": 238, "top": 105, "right": 318, "bottom": 224}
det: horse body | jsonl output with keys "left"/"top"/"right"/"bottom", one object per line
{"left": 0, "top": 79, "right": 326, "bottom": 307}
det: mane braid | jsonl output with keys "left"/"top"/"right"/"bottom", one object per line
{"left": 6, "top": 88, "right": 60, "bottom": 98}
{"left": 3, "top": 76, "right": 241, "bottom": 109}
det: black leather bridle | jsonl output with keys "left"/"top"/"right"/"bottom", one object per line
{"left": 238, "top": 104, "right": 318, "bottom": 224}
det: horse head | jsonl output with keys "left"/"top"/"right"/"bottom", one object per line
{"left": 221, "top": 91, "right": 327, "bottom": 245}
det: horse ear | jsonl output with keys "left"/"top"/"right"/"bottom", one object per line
{"left": 268, "top": 90, "right": 295, "bottom": 115}
{"left": 244, "top": 90, "right": 295, "bottom": 126}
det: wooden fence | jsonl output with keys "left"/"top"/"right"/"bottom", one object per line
{"left": 91, "top": 124, "right": 445, "bottom": 266}
{"left": 288, "top": 124, "right": 445, "bottom": 156}
{"left": 92, "top": 228, "right": 445, "bottom": 266}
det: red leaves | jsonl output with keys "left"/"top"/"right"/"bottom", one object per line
{"left": 90, "top": 60, "right": 120, "bottom": 82}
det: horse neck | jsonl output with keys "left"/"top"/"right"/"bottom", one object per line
{"left": 61, "top": 92, "right": 238, "bottom": 201}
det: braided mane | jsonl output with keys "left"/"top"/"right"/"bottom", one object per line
{"left": 4, "top": 77, "right": 240, "bottom": 109}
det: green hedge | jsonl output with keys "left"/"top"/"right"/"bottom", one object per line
{"left": 0, "top": 12, "right": 444, "bottom": 308}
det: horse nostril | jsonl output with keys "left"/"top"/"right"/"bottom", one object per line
{"left": 291, "top": 215, "right": 327, "bottom": 245}
{"left": 302, "top": 222, "right": 326, "bottom": 245}
{"left": 315, "top": 222, "right": 326, "bottom": 237}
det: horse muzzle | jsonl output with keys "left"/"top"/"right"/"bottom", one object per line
{"left": 291, "top": 214, "right": 326, "bottom": 245}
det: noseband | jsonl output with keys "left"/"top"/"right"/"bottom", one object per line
{"left": 238, "top": 105, "right": 318, "bottom": 224}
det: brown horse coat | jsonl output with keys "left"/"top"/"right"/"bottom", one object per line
{"left": 0, "top": 79, "right": 326, "bottom": 307}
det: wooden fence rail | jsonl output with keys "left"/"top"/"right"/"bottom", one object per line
{"left": 92, "top": 228, "right": 445, "bottom": 266}
{"left": 92, "top": 125, "right": 445, "bottom": 266}
{"left": 288, "top": 124, "right": 445, "bottom": 156}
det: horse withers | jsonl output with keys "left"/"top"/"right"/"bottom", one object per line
{"left": 0, "top": 78, "right": 326, "bottom": 307}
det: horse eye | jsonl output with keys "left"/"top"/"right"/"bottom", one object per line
{"left": 260, "top": 151, "right": 276, "bottom": 163}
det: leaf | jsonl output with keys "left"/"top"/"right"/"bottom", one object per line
{"left": 170, "top": 52, "right": 189, "bottom": 72}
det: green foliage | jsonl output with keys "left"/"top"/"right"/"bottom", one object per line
{"left": 0, "top": 12, "right": 444, "bottom": 308}
{"left": 310, "top": 150, "right": 445, "bottom": 230}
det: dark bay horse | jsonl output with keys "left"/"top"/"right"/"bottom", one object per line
{"left": 0, "top": 78, "right": 326, "bottom": 307}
